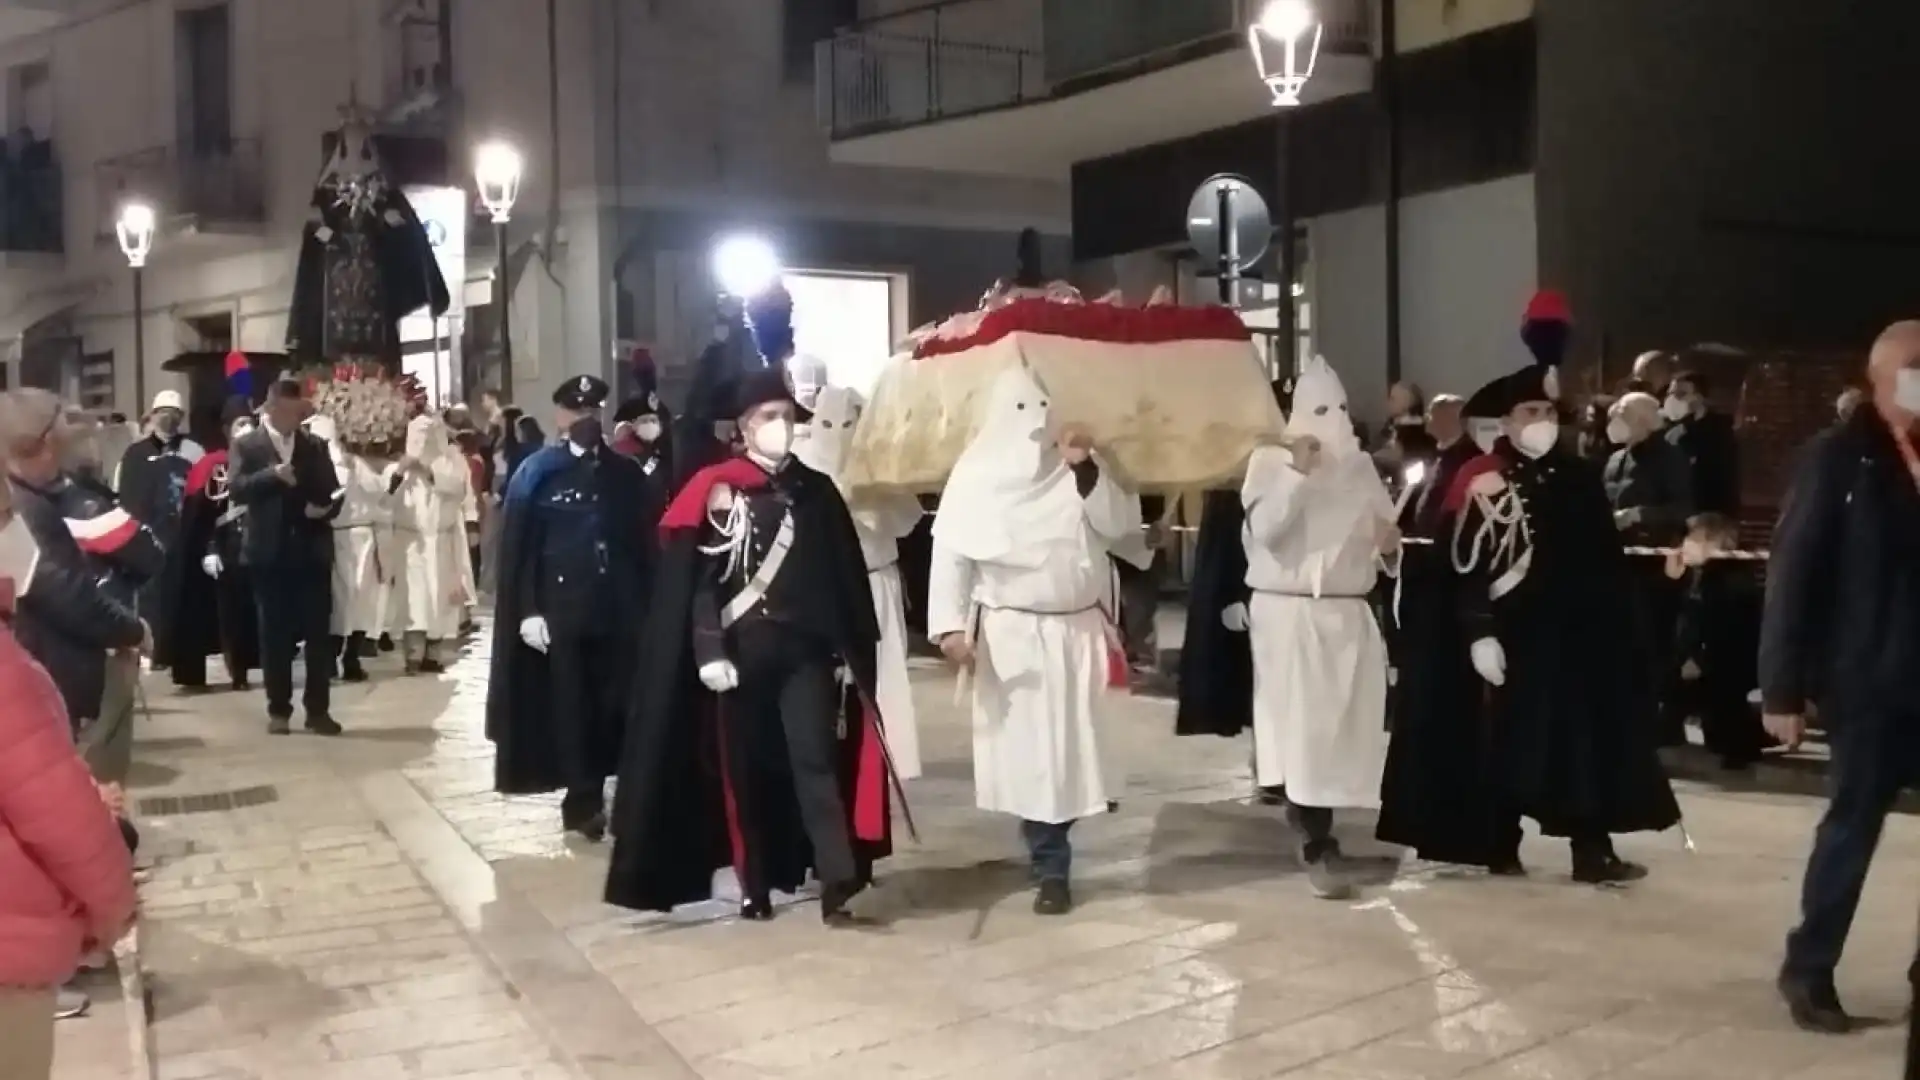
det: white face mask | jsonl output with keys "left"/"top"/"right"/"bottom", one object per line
{"left": 750, "top": 417, "right": 794, "bottom": 461}
{"left": 1606, "top": 418, "right": 1632, "bottom": 444}
{"left": 1896, "top": 370, "right": 1920, "bottom": 413}
{"left": 634, "top": 418, "right": 663, "bottom": 443}
{"left": 1514, "top": 420, "right": 1559, "bottom": 459}
{"left": 1661, "top": 396, "right": 1692, "bottom": 423}
{"left": 1468, "top": 420, "right": 1500, "bottom": 454}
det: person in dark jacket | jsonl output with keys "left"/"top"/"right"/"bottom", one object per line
{"left": 56, "top": 470, "right": 165, "bottom": 786}
{"left": 112, "top": 390, "right": 203, "bottom": 667}
{"left": 229, "top": 379, "right": 342, "bottom": 736}
{"left": 1663, "top": 371, "right": 1741, "bottom": 516}
{"left": 1763, "top": 321, "right": 1920, "bottom": 1035}
{"left": 0, "top": 389, "right": 148, "bottom": 731}
{"left": 1603, "top": 391, "right": 1697, "bottom": 745}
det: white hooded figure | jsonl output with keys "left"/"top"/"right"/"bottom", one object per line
{"left": 795, "top": 385, "right": 926, "bottom": 778}
{"left": 304, "top": 414, "right": 387, "bottom": 646}
{"left": 787, "top": 352, "right": 830, "bottom": 413}
{"left": 387, "top": 413, "right": 471, "bottom": 666}
{"left": 927, "top": 364, "right": 1147, "bottom": 914}
{"left": 1239, "top": 355, "right": 1395, "bottom": 898}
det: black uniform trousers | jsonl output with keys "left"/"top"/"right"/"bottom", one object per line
{"left": 724, "top": 619, "right": 857, "bottom": 898}
{"left": 547, "top": 631, "right": 618, "bottom": 820}
{"left": 1785, "top": 707, "right": 1919, "bottom": 984}
{"left": 253, "top": 565, "right": 332, "bottom": 719}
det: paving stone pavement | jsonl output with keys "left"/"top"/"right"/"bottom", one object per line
{"left": 55, "top": 623, "right": 1914, "bottom": 1080}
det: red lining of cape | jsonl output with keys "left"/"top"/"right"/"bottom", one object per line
{"left": 912, "top": 298, "right": 1252, "bottom": 361}
{"left": 185, "top": 449, "right": 226, "bottom": 498}
{"left": 1440, "top": 452, "right": 1506, "bottom": 515}
{"left": 659, "top": 457, "right": 772, "bottom": 535}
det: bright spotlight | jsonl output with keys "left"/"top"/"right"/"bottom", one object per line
{"left": 712, "top": 234, "right": 781, "bottom": 299}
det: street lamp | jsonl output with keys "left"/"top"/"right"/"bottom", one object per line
{"left": 474, "top": 140, "right": 523, "bottom": 401}
{"left": 115, "top": 201, "right": 156, "bottom": 413}
{"left": 712, "top": 234, "right": 781, "bottom": 299}
{"left": 1247, "top": 0, "right": 1323, "bottom": 107}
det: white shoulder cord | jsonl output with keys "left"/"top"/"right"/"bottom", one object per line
{"left": 699, "top": 499, "right": 754, "bottom": 581}
{"left": 1451, "top": 486, "right": 1530, "bottom": 577}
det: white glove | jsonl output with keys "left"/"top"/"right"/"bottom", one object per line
{"left": 1220, "top": 602, "right": 1249, "bottom": 633}
{"left": 200, "top": 553, "right": 222, "bottom": 578}
{"left": 1469, "top": 637, "right": 1506, "bottom": 687}
{"left": 519, "top": 615, "right": 550, "bottom": 653}
{"left": 698, "top": 660, "right": 740, "bottom": 693}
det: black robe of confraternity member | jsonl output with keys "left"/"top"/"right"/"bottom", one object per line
{"left": 1375, "top": 433, "right": 1506, "bottom": 866}
{"left": 156, "top": 411, "right": 259, "bottom": 690}
{"left": 1435, "top": 367, "right": 1680, "bottom": 880}
{"left": 116, "top": 430, "right": 201, "bottom": 662}
{"left": 1174, "top": 378, "right": 1292, "bottom": 741}
{"left": 488, "top": 378, "right": 658, "bottom": 839}
{"left": 606, "top": 441, "right": 893, "bottom": 921}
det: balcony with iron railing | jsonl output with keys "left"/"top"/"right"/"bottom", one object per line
{"left": 819, "top": 0, "right": 1373, "bottom": 140}
{"left": 93, "top": 136, "right": 267, "bottom": 243}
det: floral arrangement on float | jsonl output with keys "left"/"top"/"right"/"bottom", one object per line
{"left": 842, "top": 280, "right": 1287, "bottom": 495}
{"left": 306, "top": 361, "right": 424, "bottom": 455}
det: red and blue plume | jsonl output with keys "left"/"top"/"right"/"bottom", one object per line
{"left": 746, "top": 285, "right": 795, "bottom": 364}
{"left": 1519, "top": 289, "right": 1571, "bottom": 368}
{"left": 223, "top": 349, "right": 252, "bottom": 399}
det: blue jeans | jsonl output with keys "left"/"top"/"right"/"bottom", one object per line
{"left": 1021, "top": 819, "right": 1075, "bottom": 882}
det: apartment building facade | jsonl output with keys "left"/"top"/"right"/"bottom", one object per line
{"left": 0, "top": 0, "right": 1065, "bottom": 413}
{"left": 825, "top": 0, "right": 1920, "bottom": 421}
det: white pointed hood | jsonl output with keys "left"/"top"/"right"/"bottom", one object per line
{"left": 1283, "top": 355, "right": 1362, "bottom": 459}
{"left": 932, "top": 364, "right": 1081, "bottom": 568}
{"left": 794, "top": 384, "right": 859, "bottom": 478}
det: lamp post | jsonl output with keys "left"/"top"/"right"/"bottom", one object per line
{"left": 1247, "top": 0, "right": 1323, "bottom": 107}
{"left": 474, "top": 141, "right": 523, "bottom": 402}
{"left": 115, "top": 201, "right": 156, "bottom": 414}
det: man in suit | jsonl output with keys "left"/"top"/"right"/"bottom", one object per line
{"left": 228, "top": 379, "right": 343, "bottom": 735}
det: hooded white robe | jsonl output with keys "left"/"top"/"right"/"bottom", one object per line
{"left": 1243, "top": 356, "right": 1394, "bottom": 808}
{"left": 305, "top": 415, "right": 386, "bottom": 637}
{"left": 796, "top": 385, "right": 927, "bottom": 779}
{"left": 927, "top": 366, "right": 1145, "bottom": 824}
{"left": 388, "top": 415, "right": 469, "bottom": 639}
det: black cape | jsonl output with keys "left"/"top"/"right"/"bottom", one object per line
{"left": 1375, "top": 437, "right": 1508, "bottom": 864}
{"left": 1174, "top": 490, "right": 1254, "bottom": 737}
{"left": 605, "top": 459, "right": 893, "bottom": 914}
{"left": 488, "top": 443, "right": 659, "bottom": 795}
{"left": 1457, "top": 444, "right": 1682, "bottom": 838}
{"left": 153, "top": 450, "right": 258, "bottom": 676}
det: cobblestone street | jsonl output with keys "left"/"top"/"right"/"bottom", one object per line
{"left": 58, "top": 626, "right": 1913, "bottom": 1080}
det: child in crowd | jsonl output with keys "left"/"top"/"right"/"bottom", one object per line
{"left": 1666, "top": 512, "right": 1771, "bottom": 769}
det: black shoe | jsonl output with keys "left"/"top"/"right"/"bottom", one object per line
{"left": 340, "top": 668, "right": 369, "bottom": 684}
{"left": 305, "top": 714, "right": 343, "bottom": 737}
{"left": 1487, "top": 856, "right": 1528, "bottom": 877}
{"left": 267, "top": 714, "right": 292, "bottom": 736}
{"left": 1777, "top": 972, "right": 1852, "bottom": 1034}
{"left": 230, "top": 679, "right": 250, "bottom": 692}
{"left": 565, "top": 812, "right": 607, "bottom": 844}
{"left": 1572, "top": 855, "right": 1648, "bottom": 885}
{"left": 418, "top": 658, "right": 446, "bottom": 674}
{"left": 1034, "top": 878, "right": 1073, "bottom": 915}
{"left": 820, "top": 879, "right": 867, "bottom": 925}
{"left": 1256, "top": 786, "right": 1287, "bottom": 806}
{"left": 739, "top": 895, "right": 775, "bottom": 921}
{"left": 378, "top": 634, "right": 395, "bottom": 652}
